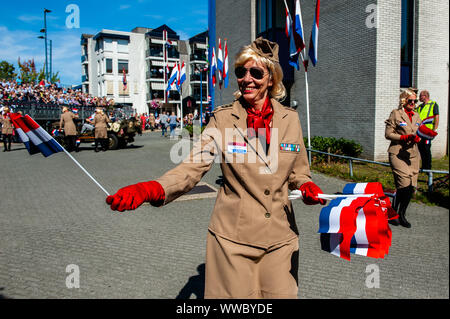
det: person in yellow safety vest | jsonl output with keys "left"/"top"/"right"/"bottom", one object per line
{"left": 417, "top": 90, "right": 439, "bottom": 170}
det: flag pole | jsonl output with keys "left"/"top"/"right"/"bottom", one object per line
{"left": 61, "top": 147, "right": 110, "bottom": 196}
{"left": 304, "top": 68, "right": 312, "bottom": 165}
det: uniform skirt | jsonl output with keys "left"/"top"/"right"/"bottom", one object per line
{"left": 389, "top": 152, "right": 420, "bottom": 189}
{"left": 95, "top": 127, "right": 108, "bottom": 139}
{"left": 204, "top": 230, "right": 299, "bottom": 299}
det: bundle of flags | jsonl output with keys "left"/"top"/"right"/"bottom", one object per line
{"left": 210, "top": 38, "right": 229, "bottom": 89}
{"left": 284, "top": 0, "right": 320, "bottom": 71}
{"left": 166, "top": 61, "right": 186, "bottom": 96}
{"left": 318, "top": 182, "right": 398, "bottom": 261}
{"left": 416, "top": 116, "right": 438, "bottom": 141}
{"left": 10, "top": 113, "right": 64, "bottom": 157}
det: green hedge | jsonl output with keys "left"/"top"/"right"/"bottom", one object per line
{"left": 304, "top": 136, "right": 363, "bottom": 162}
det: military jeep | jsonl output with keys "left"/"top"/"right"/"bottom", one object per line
{"left": 52, "top": 117, "right": 142, "bottom": 150}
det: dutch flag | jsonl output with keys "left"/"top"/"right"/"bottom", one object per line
{"left": 308, "top": 0, "right": 320, "bottom": 66}
{"left": 223, "top": 39, "right": 229, "bottom": 88}
{"left": 217, "top": 38, "right": 224, "bottom": 88}
{"left": 318, "top": 182, "right": 395, "bottom": 260}
{"left": 10, "top": 113, "right": 64, "bottom": 157}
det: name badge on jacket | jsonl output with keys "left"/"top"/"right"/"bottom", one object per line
{"left": 399, "top": 122, "right": 407, "bottom": 127}
{"left": 227, "top": 142, "right": 247, "bottom": 154}
{"left": 280, "top": 143, "right": 301, "bottom": 152}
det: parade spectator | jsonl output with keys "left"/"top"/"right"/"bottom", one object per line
{"left": 0, "top": 107, "right": 13, "bottom": 152}
{"left": 160, "top": 112, "right": 169, "bottom": 137}
{"left": 59, "top": 106, "right": 79, "bottom": 152}
{"left": 168, "top": 112, "right": 178, "bottom": 139}
{"left": 106, "top": 37, "right": 326, "bottom": 299}
{"left": 148, "top": 113, "right": 155, "bottom": 131}
{"left": 385, "top": 89, "right": 421, "bottom": 228}
{"left": 416, "top": 90, "right": 439, "bottom": 170}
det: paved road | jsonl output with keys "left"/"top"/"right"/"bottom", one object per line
{"left": 0, "top": 131, "right": 448, "bottom": 299}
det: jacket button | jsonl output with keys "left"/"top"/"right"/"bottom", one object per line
{"left": 265, "top": 212, "right": 271, "bottom": 218}
{"left": 264, "top": 189, "right": 270, "bottom": 195}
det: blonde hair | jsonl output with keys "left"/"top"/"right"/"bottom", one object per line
{"left": 398, "top": 89, "right": 416, "bottom": 109}
{"left": 233, "top": 46, "right": 286, "bottom": 101}
{"left": 62, "top": 106, "right": 69, "bottom": 112}
{"left": 3, "top": 107, "right": 10, "bottom": 113}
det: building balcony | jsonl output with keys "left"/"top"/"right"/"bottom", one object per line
{"left": 81, "top": 55, "right": 88, "bottom": 64}
{"left": 81, "top": 75, "right": 88, "bottom": 83}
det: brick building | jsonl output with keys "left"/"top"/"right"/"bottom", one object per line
{"left": 213, "top": 0, "right": 448, "bottom": 161}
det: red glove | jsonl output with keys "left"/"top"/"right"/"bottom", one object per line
{"left": 299, "top": 181, "right": 327, "bottom": 205}
{"left": 106, "top": 181, "right": 165, "bottom": 212}
{"left": 413, "top": 135, "right": 421, "bottom": 143}
{"left": 400, "top": 134, "right": 413, "bottom": 142}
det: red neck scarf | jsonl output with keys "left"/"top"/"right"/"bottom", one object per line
{"left": 245, "top": 97, "right": 274, "bottom": 144}
{"left": 403, "top": 107, "right": 414, "bottom": 122}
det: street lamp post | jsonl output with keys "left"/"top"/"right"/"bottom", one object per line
{"left": 43, "top": 8, "right": 51, "bottom": 82}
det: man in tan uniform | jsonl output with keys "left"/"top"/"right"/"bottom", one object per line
{"left": 106, "top": 38, "right": 326, "bottom": 298}
{"left": 385, "top": 89, "right": 421, "bottom": 228}
{"left": 59, "top": 106, "right": 79, "bottom": 152}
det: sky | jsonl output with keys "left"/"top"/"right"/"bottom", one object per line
{"left": 0, "top": 0, "right": 208, "bottom": 86}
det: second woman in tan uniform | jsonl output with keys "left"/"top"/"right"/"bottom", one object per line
{"left": 59, "top": 106, "right": 79, "bottom": 152}
{"left": 0, "top": 107, "right": 14, "bottom": 152}
{"left": 385, "top": 89, "right": 422, "bottom": 228}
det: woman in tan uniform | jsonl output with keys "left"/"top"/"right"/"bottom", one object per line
{"left": 92, "top": 107, "right": 110, "bottom": 152}
{"left": 106, "top": 38, "right": 326, "bottom": 298}
{"left": 59, "top": 106, "right": 79, "bottom": 152}
{"left": 0, "top": 107, "right": 14, "bottom": 152}
{"left": 385, "top": 89, "right": 422, "bottom": 228}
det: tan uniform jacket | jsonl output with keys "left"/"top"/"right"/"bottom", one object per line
{"left": 93, "top": 113, "right": 110, "bottom": 139}
{"left": 157, "top": 98, "right": 312, "bottom": 249}
{"left": 385, "top": 108, "right": 421, "bottom": 188}
{"left": 0, "top": 114, "right": 14, "bottom": 135}
{"left": 60, "top": 112, "right": 77, "bottom": 136}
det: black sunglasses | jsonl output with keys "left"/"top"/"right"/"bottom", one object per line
{"left": 235, "top": 66, "right": 267, "bottom": 80}
{"left": 408, "top": 99, "right": 418, "bottom": 104}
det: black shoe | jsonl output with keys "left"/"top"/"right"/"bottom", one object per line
{"left": 388, "top": 219, "right": 400, "bottom": 226}
{"left": 3, "top": 149, "right": 6, "bottom": 152}
{"left": 399, "top": 215, "right": 411, "bottom": 228}
{"left": 95, "top": 148, "right": 100, "bottom": 152}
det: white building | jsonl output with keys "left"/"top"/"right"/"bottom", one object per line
{"left": 82, "top": 26, "right": 209, "bottom": 119}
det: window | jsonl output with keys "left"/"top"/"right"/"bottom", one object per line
{"left": 104, "top": 38, "right": 113, "bottom": 51}
{"left": 106, "top": 58, "right": 113, "bottom": 74}
{"left": 118, "top": 60, "right": 128, "bottom": 74}
{"left": 400, "top": 0, "right": 415, "bottom": 88}
{"left": 117, "top": 39, "right": 129, "bottom": 53}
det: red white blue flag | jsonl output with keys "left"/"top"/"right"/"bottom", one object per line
{"left": 122, "top": 67, "right": 127, "bottom": 91}
{"left": 416, "top": 116, "right": 438, "bottom": 140}
{"left": 223, "top": 39, "right": 229, "bottom": 88}
{"left": 217, "top": 38, "right": 223, "bottom": 88}
{"left": 210, "top": 47, "right": 217, "bottom": 87}
{"left": 10, "top": 113, "right": 64, "bottom": 157}
{"left": 308, "top": 0, "right": 320, "bottom": 66}
{"left": 319, "top": 182, "right": 397, "bottom": 260}
{"left": 285, "top": 0, "right": 306, "bottom": 70}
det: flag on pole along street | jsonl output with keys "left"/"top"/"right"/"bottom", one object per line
{"left": 72, "top": 108, "right": 78, "bottom": 115}
{"left": 318, "top": 182, "right": 397, "bottom": 261}
{"left": 166, "top": 63, "right": 179, "bottom": 96}
{"left": 285, "top": 0, "right": 305, "bottom": 70}
{"left": 223, "top": 39, "right": 229, "bottom": 88}
{"left": 122, "top": 66, "right": 127, "bottom": 90}
{"left": 179, "top": 61, "right": 186, "bottom": 86}
{"left": 211, "top": 46, "right": 217, "bottom": 87}
{"left": 308, "top": 0, "right": 320, "bottom": 66}
{"left": 217, "top": 38, "right": 224, "bottom": 88}
{"left": 284, "top": 0, "right": 292, "bottom": 38}
{"left": 10, "top": 113, "right": 64, "bottom": 157}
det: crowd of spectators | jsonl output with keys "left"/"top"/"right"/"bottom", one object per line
{"left": 0, "top": 79, "right": 115, "bottom": 108}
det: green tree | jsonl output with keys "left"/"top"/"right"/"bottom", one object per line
{"left": 17, "top": 57, "right": 39, "bottom": 84}
{"left": 0, "top": 60, "right": 17, "bottom": 80}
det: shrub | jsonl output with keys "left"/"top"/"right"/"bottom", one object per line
{"left": 304, "top": 136, "right": 363, "bottom": 162}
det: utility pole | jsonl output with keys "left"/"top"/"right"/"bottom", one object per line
{"left": 43, "top": 8, "right": 51, "bottom": 82}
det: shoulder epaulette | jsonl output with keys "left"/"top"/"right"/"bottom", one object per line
{"left": 213, "top": 103, "right": 233, "bottom": 113}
